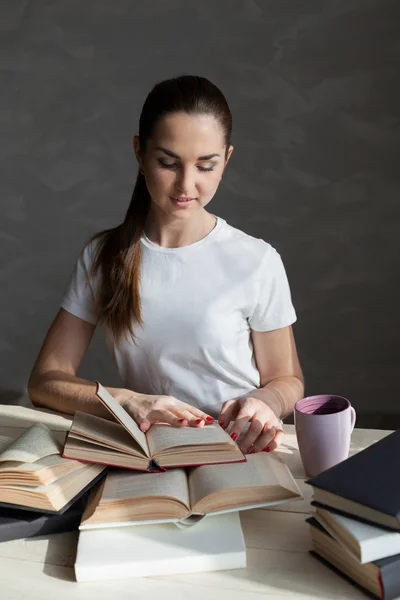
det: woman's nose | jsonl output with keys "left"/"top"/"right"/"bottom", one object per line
{"left": 176, "top": 169, "right": 195, "bottom": 196}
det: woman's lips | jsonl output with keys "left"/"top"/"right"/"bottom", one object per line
{"left": 169, "top": 196, "right": 196, "bottom": 205}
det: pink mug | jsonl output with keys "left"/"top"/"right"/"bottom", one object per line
{"left": 294, "top": 395, "right": 356, "bottom": 477}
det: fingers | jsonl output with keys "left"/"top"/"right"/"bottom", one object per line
{"left": 125, "top": 393, "right": 214, "bottom": 430}
{"left": 227, "top": 406, "right": 256, "bottom": 445}
{"left": 170, "top": 403, "right": 214, "bottom": 427}
{"left": 123, "top": 405, "right": 155, "bottom": 431}
{"left": 139, "top": 418, "right": 151, "bottom": 432}
{"left": 134, "top": 397, "right": 214, "bottom": 430}
{"left": 237, "top": 418, "right": 264, "bottom": 454}
{"left": 146, "top": 409, "right": 189, "bottom": 428}
{"left": 218, "top": 399, "right": 240, "bottom": 429}
{"left": 265, "top": 428, "right": 285, "bottom": 452}
{"left": 251, "top": 425, "right": 285, "bottom": 454}
{"left": 171, "top": 409, "right": 204, "bottom": 427}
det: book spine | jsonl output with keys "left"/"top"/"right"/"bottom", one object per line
{"left": 0, "top": 510, "right": 82, "bottom": 543}
{"left": 381, "top": 561, "right": 400, "bottom": 600}
{"left": 147, "top": 459, "right": 165, "bottom": 472}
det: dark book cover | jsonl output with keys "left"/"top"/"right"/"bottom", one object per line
{"left": 0, "top": 496, "right": 86, "bottom": 543}
{"left": 308, "top": 517, "right": 400, "bottom": 600}
{"left": 305, "top": 430, "right": 400, "bottom": 523}
{"left": 0, "top": 469, "right": 106, "bottom": 515}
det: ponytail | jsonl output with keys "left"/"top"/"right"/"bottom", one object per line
{"left": 88, "top": 171, "right": 150, "bottom": 344}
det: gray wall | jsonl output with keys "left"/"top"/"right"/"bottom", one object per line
{"left": 1, "top": 1, "right": 399, "bottom": 421}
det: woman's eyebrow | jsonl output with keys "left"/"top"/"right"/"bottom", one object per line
{"left": 155, "top": 146, "right": 220, "bottom": 160}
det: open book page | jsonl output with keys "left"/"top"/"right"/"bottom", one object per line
{"left": 147, "top": 423, "right": 234, "bottom": 456}
{"left": 69, "top": 412, "right": 146, "bottom": 457}
{"left": 81, "top": 468, "right": 191, "bottom": 526}
{"left": 0, "top": 452, "right": 85, "bottom": 473}
{"left": 188, "top": 452, "right": 299, "bottom": 508}
{"left": 95, "top": 382, "right": 149, "bottom": 455}
{"left": 0, "top": 464, "right": 105, "bottom": 508}
{"left": 100, "top": 468, "right": 190, "bottom": 507}
{"left": 0, "top": 423, "right": 61, "bottom": 464}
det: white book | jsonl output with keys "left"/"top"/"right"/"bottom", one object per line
{"left": 74, "top": 511, "right": 246, "bottom": 582}
{"left": 314, "top": 506, "right": 400, "bottom": 564}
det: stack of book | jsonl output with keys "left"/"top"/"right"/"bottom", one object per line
{"left": 0, "top": 383, "right": 303, "bottom": 582}
{"left": 73, "top": 450, "right": 303, "bottom": 581}
{"left": 0, "top": 422, "right": 106, "bottom": 542}
{"left": 305, "top": 430, "right": 400, "bottom": 600}
{"left": 63, "top": 384, "right": 303, "bottom": 581}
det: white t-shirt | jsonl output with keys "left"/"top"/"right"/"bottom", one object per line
{"left": 60, "top": 216, "right": 296, "bottom": 416}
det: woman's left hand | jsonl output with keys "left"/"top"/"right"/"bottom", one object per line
{"left": 218, "top": 396, "right": 284, "bottom": 454}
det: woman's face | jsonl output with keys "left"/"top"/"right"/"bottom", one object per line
{"left": 134, "top": 112, "right": 233, "bottom": 218}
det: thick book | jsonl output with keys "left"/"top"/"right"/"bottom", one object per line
{"left": 308, "top": 517, "right": 400, "bottom": 600}
{"left": 0, "top": 496, "right": 86, "bottom": 543}
{"left": 0, "top": 424, "right": 95, "bottom": 486}
{"left": 0, "top": 423, "right": 106, "bottom": 514}
{"left": 79, "top": 451, "right": 302, "bottom": 529}
{"left": 63, "top": 382, "right": 245, "bottom": 472}
{"left": 314, "top": 506, "right": 400, "bottom": 564}
{"left": 75, "top": 511, "right": 246, "bottom": 582}
{"left": 305, "top": 430, "right": 400, "bottom": 530}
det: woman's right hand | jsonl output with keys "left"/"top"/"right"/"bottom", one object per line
{"left": 117, "top": 391, "right": 214, "bottom": 432}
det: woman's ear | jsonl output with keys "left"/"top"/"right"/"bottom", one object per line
{"left": 225, "top": 144, "right": 234, "bottom": 164}
{"left": 133, "top": 136, "right": 143, "bottom": 171}
{"left": 221, "top": 145, "right": 234, "bottom": 179}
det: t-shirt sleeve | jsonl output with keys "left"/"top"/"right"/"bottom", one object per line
{"left": 60, "top": 242, "right": 99, "bottom": 325}
{"left": 248, "top": 246, "right": 297, "bottom": 332}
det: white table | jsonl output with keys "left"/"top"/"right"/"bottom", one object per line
{"left": 0, "top": 404, "right": 391, "bottom": 599}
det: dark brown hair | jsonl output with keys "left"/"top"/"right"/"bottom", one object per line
{"left": 87, "top": 75, "right": 232, "bottom": 343}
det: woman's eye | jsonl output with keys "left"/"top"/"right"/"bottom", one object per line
{"left": 158, "top": 160, "right": 177, "bottom": 170}
{"left": 157, "top": 160, "right": 214, "bottom": 172}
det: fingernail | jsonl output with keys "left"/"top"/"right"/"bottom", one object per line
{"left": 250, "top": 449, "right": 256, "bottom": 454}
{"left": 195, "top": 419, "right": 203, "bottom": 425}
{"left": 206, "top": 416, "right": 214, "bottom": 422}
{"left": 231, "top": 433, "right": 238, "bottom": 441}
{"left": 263, "top": 445, "right": 271, "bottom": 452}
{"left": 218, "top": 420, "right": 224, "bottom": 427}
{"left": 178, "top": 418, "right": 186, "bottom": 423}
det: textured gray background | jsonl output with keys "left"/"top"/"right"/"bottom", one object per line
{"left": 1, "top": 1, "right": 399, "bottom": 423}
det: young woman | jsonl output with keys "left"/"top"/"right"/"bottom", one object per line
{"left": 28, "top": 75, "right": 304, "bottom": 455}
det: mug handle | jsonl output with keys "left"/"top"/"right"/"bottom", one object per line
{"left": 349, "top": 407, "right": 356, "bottom": 432}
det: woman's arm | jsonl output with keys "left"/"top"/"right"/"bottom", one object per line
{"left": 28, "top": 308, "right": 212, "bottom": 428}
{"left": 28, "top": 308, "right": 127, "bottom": 418}
{"left": 250, "top": 324, "right": 304, "bottom": 419}
{"left": 218, "top": 325, "right": 304, "bottom": 453}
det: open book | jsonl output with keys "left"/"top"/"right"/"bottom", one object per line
{"left": 0, "top": 423, "right": 106, "bottom": 514}
{"left": 63, "top": 382, "right": 245, "bottom": 472}
{"left": 80, "top": 451, "right": 302, "bottom": 529}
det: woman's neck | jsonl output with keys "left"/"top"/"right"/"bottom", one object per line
{"left": 143, "top": 208, "right": 217, "bottom": 249}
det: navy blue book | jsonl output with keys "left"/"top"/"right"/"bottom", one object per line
{"left": 306, "top": 430, "right": 400, "bottom": 531}
{"left": 0, "top": 496, "right": 86, "bottom": 543}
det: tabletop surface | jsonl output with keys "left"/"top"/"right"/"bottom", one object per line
{"left": 0, "top": 402, "right": 392, "bottom": 600}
